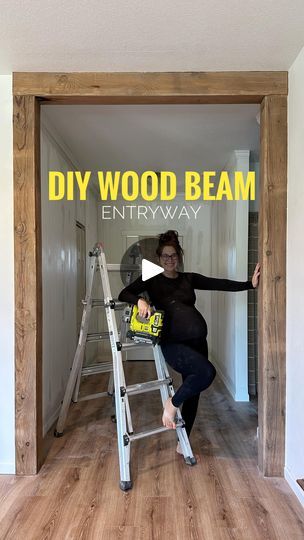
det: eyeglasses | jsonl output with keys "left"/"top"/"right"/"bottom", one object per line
{"left": 160, "top": 253, "right": 178, "bottom": 261}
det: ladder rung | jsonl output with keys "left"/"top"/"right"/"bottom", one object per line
{"left": 82, "top": 299, "right": 127, "bottom": 310}
{"left": 102, "top": 264, "right": 140, "bottom": 272}
{"left": 77, "top": 391, "right": 110, "bottom": 402}
{"left": 129, "top": 422, "right": 185, "bottom": 442}
{"left": 86, "top": 332, "right": 111, "bottom": 342}
{"left": 91, "top": 300, "right": 127, "bottom": 310}
{"left": 82, "top": 362, "right": 113, "bottom": 376}
{"left": 121, "top": 342, "right": 152, "bottom": 351}
{"left": 126, "top": 378, "right": 172, "bottom": 396}
{"left": 82, "top": 299, "right": 106, "bottom": 307}
{"left": 110, "top": 301, "right": 127, "bottom": 310}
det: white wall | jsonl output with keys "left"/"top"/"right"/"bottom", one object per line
{"left": 0, "top": 75, "right": 14, "bottom": 473}
{"left": 285, "top": 45, "right": 304, "bottom": 506}
{"left": 210, "top": 150, "right": 249, "bottom": 401}
{"left": 41, "top": 119, "right": 99, "bottom": 435}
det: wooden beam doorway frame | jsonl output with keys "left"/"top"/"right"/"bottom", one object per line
{"left": 13, "top": 72, "right": 287, "bottom": 476}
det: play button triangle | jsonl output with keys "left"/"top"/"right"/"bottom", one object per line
{"left": 142, "top": 259, "right": 164, "bottom": 281}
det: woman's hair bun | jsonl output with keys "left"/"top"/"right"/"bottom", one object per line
{"left": 158, "top": 230, "right": 179, "bottom": 244}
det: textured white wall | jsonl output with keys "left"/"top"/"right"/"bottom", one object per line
{"left": 1, "top": 2, "right": 304, "bottom": 73}
{"left": 41, "top": 121, "right": 98, "bottom": 435}
{"left": 210, "top": 151, "right": 249, "bottom": 401}
{"left": 0, "top": 75, "right": 14, "bottom": 473}
{"left": 285, "top": 45, "right": 304, "bottom": 506}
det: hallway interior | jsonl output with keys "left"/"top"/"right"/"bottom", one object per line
{"left": 1, "top": 362, "right": 303, "bottom": 540}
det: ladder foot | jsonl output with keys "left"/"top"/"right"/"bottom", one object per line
{"left": 54, "top": 430, "right": 63, "bottom": 438}
{"left": 184, "top": 456, "right": 197, "bottom": 466}
{"left": 120, "top": 480, "right": 132, "bottom": 491}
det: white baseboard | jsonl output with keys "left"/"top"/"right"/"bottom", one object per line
{"left": 0, "top": 462, "right": 15, "bottom": 474}
{"left": 43, "top": 404, "right": 61, "bottom": 437}
{"left": 284, "top": 466, "right": 304, "bottom": 506}
{"left": 211, "top": 358, "right": 235, "bottom": 399}
{"left": 210, "top": 356, "right": 249, "bottom": 401}
{"left": 234, "top": 387, "right": 250, "bottom": 402}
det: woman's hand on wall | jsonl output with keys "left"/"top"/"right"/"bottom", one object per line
{"left": 137, "top": 298, "right": 151, "bottom": 319}
{"left": 251, "top": 262, "right": 261, "bottom": 288}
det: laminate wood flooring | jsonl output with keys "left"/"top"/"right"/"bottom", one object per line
{"left": 1, "top": 362, "right": 303, "bottom": 539}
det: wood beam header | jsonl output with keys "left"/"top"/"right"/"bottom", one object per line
{"left": 13, "top": 72, "right": 288, "bottom": 104}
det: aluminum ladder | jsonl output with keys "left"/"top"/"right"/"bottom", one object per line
{"left": 54, "top": 245, "right": 136, "bottom": 437}
{"left": 96, "top": 243, "right": 196, "bottom": 490}
{"left": 55, "top": 242, "right": 196, "bottom": 490}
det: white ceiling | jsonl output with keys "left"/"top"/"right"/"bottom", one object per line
{"left": 42, "top": 104, "right": 260, "bottom": 174}
{"left": 1, "top": 1, "right": 304, "bottom": 73}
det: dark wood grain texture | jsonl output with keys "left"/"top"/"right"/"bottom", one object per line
{"left": 13, "top": 72, "right": 287, "bottom": 103}
{"left": 13, "top": 95, "right": 42, "bottom": 475}
{"left": 258, "top": 95, "right": 287, "bottom": 476}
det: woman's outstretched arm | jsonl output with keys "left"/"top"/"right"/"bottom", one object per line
{"left": 191, "top": 262, "right": 260, "bottom": 291}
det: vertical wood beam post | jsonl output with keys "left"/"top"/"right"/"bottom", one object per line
{"left": 14, "top": 95, "right": 42, "bottom": 474}
{"left": 258, "top": 95, "right": 287, "bottom": 476}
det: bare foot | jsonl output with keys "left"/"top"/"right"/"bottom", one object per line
{"left": 162, "top": 398, "right": 177, "bottom": 429}
{"left": 176, "top": 442, "right": 200, "bottom": 462}
{"left": 176, "top": 442, "right": 183, "bottom": 455}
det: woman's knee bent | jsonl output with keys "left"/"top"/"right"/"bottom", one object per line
{"left": 196, "top": 360, "right": 216, "bottom": 392}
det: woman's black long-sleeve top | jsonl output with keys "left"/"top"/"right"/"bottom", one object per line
{"left": 118, "top": 272, "right": 254, "bottom": 344}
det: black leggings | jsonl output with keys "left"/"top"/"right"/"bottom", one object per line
{"left": 161, "top": 338, "right": 216, "bottom": 435}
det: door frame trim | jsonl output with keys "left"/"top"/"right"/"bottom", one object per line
{"left": 13, "top": 71, "right": 287, "bottom": 475}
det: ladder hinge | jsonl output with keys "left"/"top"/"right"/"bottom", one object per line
{"left": 116, "top": 341, "right": 122, "bottom": 351}
{"left": 123, "top": 434, "right": 130, "bottom": 446}
{"left": 109, "top": 300, "right": 115, "bottom": 309}
{"left": 120, "top": 386, "right": 126, "bottom": 397}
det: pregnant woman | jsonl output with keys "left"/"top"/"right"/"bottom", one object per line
{"left": 118, "top": 230, "right": 260, "bottom": 444}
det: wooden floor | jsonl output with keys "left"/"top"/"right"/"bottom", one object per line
{"left": 1, "top": 362, "right": 304, "bottom": 540}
